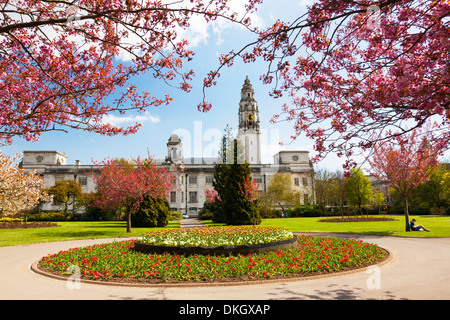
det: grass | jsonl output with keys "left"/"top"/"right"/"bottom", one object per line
{"left": 261, "top": 215, "right": 450, "bottom": 238}
{"left": 0, "top": 221, "right": 180, "bottom": 247}
{"left": 1, "top": 215, "right": 449, "bottom": 247}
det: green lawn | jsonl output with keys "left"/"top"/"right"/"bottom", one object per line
{"left": 0, "top": 221, "right": 180, "bottom": 247}
{"left": 1, "top": 216, "right": 449, "bottom": 247}
{"left": 261, "top": 215, "right": 450, "bottom": 238}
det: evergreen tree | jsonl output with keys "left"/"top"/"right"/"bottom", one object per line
{"left": 132, "top": 195, "right": 170, "bottom": 228}
{"left": 214, "top": 138, "right": 261, "bottom": 225}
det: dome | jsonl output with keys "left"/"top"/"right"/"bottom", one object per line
{"left": 167, "top": 134, "right": 181, "bottom": 145}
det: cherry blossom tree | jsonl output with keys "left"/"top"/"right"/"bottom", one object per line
{"left": 0, "top": 0, "right": 261, "bottom": 144}
{"left": 368, "top": 128, "right": 441, "bottom": 231}
{"left": 238, "top": 175, "right": 260, "bottom": 225}
{"left": 202, "top": 0, "right": 449, "bottom": 168}
{"left": 0, "top": 152, "right": 51, "bottom": 216}
{"left": 204, "top": 187, "right": 220, "bottom": 204}
{"left": 89, "top": 155, "right": 176, "bottom": 233}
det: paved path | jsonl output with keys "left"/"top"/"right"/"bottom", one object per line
{"left": 0, "top": 233, "right": 449, "bottom": 300}
{"left": 180, "top": 217, "right": 206, "bottom": 228}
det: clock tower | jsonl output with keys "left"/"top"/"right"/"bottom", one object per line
{"left": 238, "top": 76, "right": 261, "bottom": 164}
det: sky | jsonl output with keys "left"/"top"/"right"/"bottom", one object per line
{"left": 2, "top": 0, "right": 348, "bottom": 171}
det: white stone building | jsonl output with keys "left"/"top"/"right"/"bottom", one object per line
{"left": 21, "top": 77, "right": 315, "bottom": 215}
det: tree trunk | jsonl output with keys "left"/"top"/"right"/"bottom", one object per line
{"left": 404, "top": 197, "right": 411, "bottom": 231}
{"left": 126, "top": 211, "right": 132, "bottom": 233}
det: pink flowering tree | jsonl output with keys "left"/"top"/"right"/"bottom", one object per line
{"left": 204, "top": 188, "right": 221, "bottom": 204}
{"left": 0, "top": 0, "right": 262, "bottom": 144}
{"left": 368, "top": 128, "right": 441, "bottom": 231}
{"left": 201, "top": 0, "right": 450, "bottom": 168}
{"left": 89, "top": 155, "right": 176, "bottom": 233}
{"left": 238, "top": 175, "right": 260, "bottom": 225}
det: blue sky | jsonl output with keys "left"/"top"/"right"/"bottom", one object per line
{"left": 2, "top": 0, "right": 347, "bottom": 171}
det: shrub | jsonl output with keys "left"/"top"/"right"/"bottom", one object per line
{"left": 132, "top": 196, "right": 170, "bottom": 228}
{"left": 28, "top": 211, "right": 67, "bottom": 221}
{"left": 83, "top": 204, "right": 120, "bottom": 221}
{"left": 259, "top": 205, "right": 278, "bottom": 219}
{"left": 170, "top": 211, "right": 183, "bottom": 220}
{"left": 409, "top": 207, "right": 431, "bottom": 215}
{"left": 199, "top": 211, "right": 213, "bottom": 220}
{"left": 199, "top": 201, "right": 220, "bottom": 221}
{"left": 290, "top": 205, "right": 322, "bottom": 217}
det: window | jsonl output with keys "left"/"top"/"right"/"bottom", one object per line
{"left": 78, "top": 177, "right": 87, "bottom": 186}
{"left": 189, "top": 176, "right": 197, "bottom": 184}
{"left": 206, "top": 176, "right": 214, "bottom": 184}
{"left": 294, "top": 177, "right": 299, "bottom": 186}
{"left": 255, "top": 176, "right": 262, "bottom": 184}
{"left": 302, "top": 177, "right": 308, "bottom": 186}
{"left": 189, "top": 192, "right": 197, "bottom": 203}
{"left": 170, "top": 191, "right": 176, "bottom": 203}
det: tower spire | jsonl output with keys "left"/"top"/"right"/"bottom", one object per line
{"left": 238, "top": 76, "right": 261, "bottom": 164}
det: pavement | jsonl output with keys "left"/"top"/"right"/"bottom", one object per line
{"left": 180, "top": 217, "right": 207, "bottom": 228}
{"left": 1, "top": 225, "right": 450, "bottom": 300}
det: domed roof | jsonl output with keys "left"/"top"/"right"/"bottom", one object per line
{"left": 167, "top": 134, "right": 181, "bottom": 144}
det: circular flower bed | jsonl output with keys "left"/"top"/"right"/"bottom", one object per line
{"left": 37, "top": 233, "right": 388, "bottom": 285}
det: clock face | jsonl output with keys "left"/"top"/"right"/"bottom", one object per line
{"left": 246, "top": 113, "right": 254, "bottom": 122}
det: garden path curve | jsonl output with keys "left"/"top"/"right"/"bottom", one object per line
{"left": 0, "top": 233, "right": 449, "bottom": 300}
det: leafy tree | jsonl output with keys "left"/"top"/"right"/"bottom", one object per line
{"left": 265, "top": 172, "right": 300, "bottom": 215}
{"left": 344, "top": 168, "right": 373, "bottom": 215}
{"left": 369, "top": 129, "right": 440, "bottom": 231}
{"left": 326, "top": 171, "right": 347, "bottom": 212}
{"left": 372, "top": 190, "right": 386, "bottom": 215}
{"left": 314, "top": 168, "right": 337, "bottom": 213}
{"left": 46, "top": 179, "right": 84, "bottom": 215}
{"left": 409, "top": 164, "right": 449, "bottom": 208}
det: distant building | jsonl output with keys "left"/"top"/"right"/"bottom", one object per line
{"left": 22, "top": 77, "right": 315, "bottom": 215}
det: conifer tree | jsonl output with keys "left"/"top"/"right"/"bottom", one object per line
{"left": 214, "top": 138, "right": 261, "bottom": 225}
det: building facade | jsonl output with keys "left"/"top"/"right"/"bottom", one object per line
{"left": 22, "top": 77, "right": 315, "bottom": 215}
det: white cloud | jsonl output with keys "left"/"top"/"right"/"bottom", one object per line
{"left": 102, "top": 111, "right": 161, "bottom": 126}
{"left": 173, "top": 0, "right": 265, "bottom": 48}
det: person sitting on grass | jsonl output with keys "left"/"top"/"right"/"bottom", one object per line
{"left": 409, "top": 218, "right": 431, "bottom": 232}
